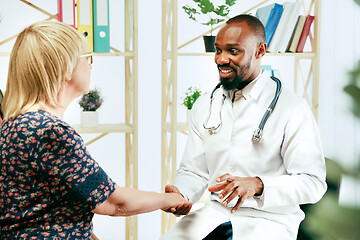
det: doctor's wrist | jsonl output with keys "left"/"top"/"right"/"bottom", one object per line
{"left": 254, "top": 176, "right": 264, "bottom": 196}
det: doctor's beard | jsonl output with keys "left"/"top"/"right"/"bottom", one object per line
{"left": 218, "top": 63, "right": 250, "bottom": 91}
{"left": 220, "top": 71, "right": 246, "bottom": 91}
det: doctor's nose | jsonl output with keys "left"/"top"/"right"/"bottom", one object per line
{"left": 215, "top": 53, "right": 230, "bottom": 65}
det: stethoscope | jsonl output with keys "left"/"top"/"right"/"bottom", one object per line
{"left": 203, "top": 76, "right": 282, "bottom": 142}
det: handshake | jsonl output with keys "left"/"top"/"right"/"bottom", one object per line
{"left": 162, "top": 174, "right": 264, "bottom": 215}
{"left": 162, "top": 185, "right": 193, "bottom": 216}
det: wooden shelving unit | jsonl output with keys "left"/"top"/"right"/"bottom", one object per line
{"left": 0, "top": 1, "right": 139, "bottom": 239}
{"left": 161, "top": 0, "right": 321, "bottom": 234}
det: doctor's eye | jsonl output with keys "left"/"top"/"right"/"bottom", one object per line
{"left": 229, "top": 48, "right": 240, "bottom": 54}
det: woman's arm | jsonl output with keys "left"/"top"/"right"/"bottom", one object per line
{"left": 92, "top": 185, "right": 191, "bottom": 216}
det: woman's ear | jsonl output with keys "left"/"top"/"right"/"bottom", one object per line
{"left": 256, "top": 42, "right": 267, "bottom": 59}
{"left": 64, "top": 77, "right": 72, "bottom": 86}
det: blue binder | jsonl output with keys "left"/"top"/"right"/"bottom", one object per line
{"left": 255, "top": 4, "right": 274, "bottom": 27}
{"left": 265, "top": 3, "right": 283, "bottom": 46}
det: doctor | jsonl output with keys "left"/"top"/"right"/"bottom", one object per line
{"left": 161, "top": 14, "right": 327, "bottom": 240}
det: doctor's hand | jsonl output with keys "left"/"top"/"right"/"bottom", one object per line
{"left": 208, "top": 173, "right": 264, "bottom": 214}
{"left": 162, "top": 185, "right": 192, "bottom": 216}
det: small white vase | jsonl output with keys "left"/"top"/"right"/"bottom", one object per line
{"left": 81, "top": 111, "right": 99, "bottom": 128}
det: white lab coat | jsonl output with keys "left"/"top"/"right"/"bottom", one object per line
{"left": 160, "top": 70, "right": 327, "bottom": 240}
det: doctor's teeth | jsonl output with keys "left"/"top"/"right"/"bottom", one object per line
{"left": 221, "top": 69, "right": 232, "bottom": 73}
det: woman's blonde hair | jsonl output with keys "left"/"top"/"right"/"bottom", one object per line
{"left": 2, "top": 20, "right": 88, "bottom": 121}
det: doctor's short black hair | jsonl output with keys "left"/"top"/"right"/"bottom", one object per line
{"left": 226, "top": 14, "right": 266, "bottom": 43}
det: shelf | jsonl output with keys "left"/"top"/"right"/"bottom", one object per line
{"left": 0, "top": 52, "right": 135, "bottom": 57}
{"left": 72, "top": 123, "right": 133, "bottom": 133}
{"left": 94, "top": 51, "right": 135, "bottom": 57}
{"left": 177, "top": 122, "right": 188, "bottom": 132}
{"left": 169, "top": 52, "right": 315, "bottom": 58}
{"left": 162, "top": 122, "right": 188, "bottom": 133}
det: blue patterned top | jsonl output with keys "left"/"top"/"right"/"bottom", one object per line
{"left": 0, "top": 110, "right": 116, "bottom": 239}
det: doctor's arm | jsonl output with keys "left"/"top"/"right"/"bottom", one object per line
{"left": 255, "top": 99, "right": 327, "bottom": 209}
{"left": 209, "top": 99, "right": 327, "bottom": 211}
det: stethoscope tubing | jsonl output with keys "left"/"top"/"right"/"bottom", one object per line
{"left": 204, "top": 76, "right": 282, "bottom": 142}
{"left": 257, "top": 76, "right": 282, "bottom": 132}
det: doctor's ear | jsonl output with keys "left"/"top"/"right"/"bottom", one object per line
{"left": 256, "top": 42, "right": 267, "bottom": 59}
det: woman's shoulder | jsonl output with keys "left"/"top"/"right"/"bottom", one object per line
{"left": 16, "top": 110, "right": 75, "bottom": 137}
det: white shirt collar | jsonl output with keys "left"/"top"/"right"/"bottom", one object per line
{"left": 228, "top": 69, "right": 264, "bottom": 102}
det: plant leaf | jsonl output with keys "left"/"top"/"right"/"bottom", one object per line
{"left": 344, "top": 84, "right": 360, "bottom": 118}
{"left": 198, "top": 0, "right": 214, "bottom": 14}
{"left": 214, "top": 5, "right": 230, "bottom": 16}
{"left": 202, "top": 18, "right": 225, "bottom": 26}
{"left": 183, "top": 6, "right": 199, "bottom": 21}
{"left": 226, "top": 0, "right": 237, "bottom": 6}
{"left": 182, "top": 87, "right": 202, "bottom": 109}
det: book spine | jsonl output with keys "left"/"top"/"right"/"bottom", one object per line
{"left": 265, "top": 3, "right": 284, "bottom": 46}
{"left": 296, "top": 15, "right": 314, "bottom": 53}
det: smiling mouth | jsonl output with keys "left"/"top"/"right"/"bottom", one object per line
{"left": 218, "top": 66, "right": 235, "bottom": 78}
{"left": 220, "top": 69, "right": 233, "bottom": 74}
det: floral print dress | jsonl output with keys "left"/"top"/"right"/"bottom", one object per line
{"left": 0, "top": 110, "right": 116, "bottom": 239}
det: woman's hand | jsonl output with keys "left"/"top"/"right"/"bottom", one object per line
{"left": 162, "top": 185, "right": 192, "bottom": 216}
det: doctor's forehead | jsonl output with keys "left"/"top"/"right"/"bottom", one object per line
{"left": 216, "top": 23, "right": 254, "bottom": 45}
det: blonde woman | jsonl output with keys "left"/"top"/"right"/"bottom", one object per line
{"left": 0, "top": 21, "right": 191, "bottom": 239}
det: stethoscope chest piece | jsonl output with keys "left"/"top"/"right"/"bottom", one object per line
{"left": 206, "top": 127, "right": 218, "bottom": 135}
{"left": 252, "top": 128, "right": 262, "bottom": 142}
{"left": 203, "top": 92, "right": 226, "bottom": 135}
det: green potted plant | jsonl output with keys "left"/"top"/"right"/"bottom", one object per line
{"left": 182, "top": 86, "right": 202, "bottom": 110}
{"left": 182, "top": 0, "right": 237, "bottom": 52}
{"left": 182, "top": 87, "right": 202, "bottom": 122}
{"left": 79, "top": 88, "right": 104, "bottom": 128}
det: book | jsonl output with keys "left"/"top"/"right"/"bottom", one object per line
{"left": 264, "top": 3, "right": 283, "bottom": 47}
{"left": 277, "top": 1, "right": 302, "bottom": 53}
{"left": 255, "top": 3, "right": 274, "bottom": 27}
{"left": 287, "top": 15, "right": 307, "bottom": 52}
{"left": 296, "top": 15, "right": 314, "bottom": 53}
{"left": 267, "top": 2, "right": 294, "bottom": 52}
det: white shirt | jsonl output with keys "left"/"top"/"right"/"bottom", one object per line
{"left": 161, "top": 70, "right": 327, "bottom": 240}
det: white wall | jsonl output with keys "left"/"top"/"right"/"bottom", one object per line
{"left": 317, "top": 0, "right": 360, "bottom": 207}
{"left": 0, "top": 0, "right": 359, "bottom": 239}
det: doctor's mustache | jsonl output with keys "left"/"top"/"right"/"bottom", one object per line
{"left": 217, "top": 64, "right": 236, "bottom": 71}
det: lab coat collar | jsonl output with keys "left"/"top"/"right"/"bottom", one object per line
{"left": 248, "top": 69, "right": 270, "bottom": 101}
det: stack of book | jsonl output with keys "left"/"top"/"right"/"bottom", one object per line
{"left": 255, "top": 1, "right": 314, "bottom": 53}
